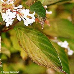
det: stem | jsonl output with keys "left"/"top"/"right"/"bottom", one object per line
{"left": 1, "top": 20, "right": 19, "bottom": 33}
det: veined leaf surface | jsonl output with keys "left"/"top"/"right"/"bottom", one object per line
{"left": 30, "top": 1, "right": 46, "bottom": 18}
{"left": 15, "top": 26, "right": 70, "bottom": 74}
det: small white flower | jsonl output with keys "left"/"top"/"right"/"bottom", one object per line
{"left": 44, "top": 5, "right": 47, "bottom": 9}
{"left": 1, "top": 0, "right": 15, "bottom": 4}
{"left": 67, "top": 47, "right": 74, "bottom": 55}
{"left": 52, "top": 38, "right": 74, "bottom": 56}
{"left": 46, "top": 10, "right": 52, "bottom": 14}
{"left": 16, "top": 9, "right": 35, "bottom": 26}
{"left": 68, "top": 50, "right": 74, "bottom": 55}
{"left": 17, "top": 14, "right": 21, "bottom": 21}
{"left": 6, "top": 19, "right": 14, "bottom": 26}
{"left": 57, "top": 41, "right": 68, "bottom": 48}
{"left": 57, "top": 40, "right": 74, "bottom": 55}
{"left": 14, "top": 5, "right": 23, "bottom": 9}
{"left": 2, "top": 9, "right": 16, "bottom": 26}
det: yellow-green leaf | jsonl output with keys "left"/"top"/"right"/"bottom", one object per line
{"left": 15, "top": 26, "right": 64, "bottom": 72}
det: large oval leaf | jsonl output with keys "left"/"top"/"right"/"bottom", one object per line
{"left": 15, "top": 26, "right": 69, "bottom": 73}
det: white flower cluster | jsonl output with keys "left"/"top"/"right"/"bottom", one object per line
{"left": 57, "top": 41, "right": 68, "bottom": 48}
{"left": 57, "top": 41, "right": 74, "bottom": 55}
{"left": 2, "top": 9, "right": 16, "bottom": 26}
{"left": 1, "top": 0, "right": 14, "bottom": 4}
{"left": 52, "top": 37, "right": 74, "bottom": 56}
{"left": 1, "top": 0, "right": 35, "bottom": 27}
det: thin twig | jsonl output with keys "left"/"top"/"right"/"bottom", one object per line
{"left": 1, "top": 20, "right": 19, "bottom": 33}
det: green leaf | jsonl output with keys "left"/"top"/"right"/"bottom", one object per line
{"left": 30, "top": 1, "right": 46, "bottom": 18}
{"left": 41, "top": 19, "right": 74, "bottom": 39}
{"left": 50, "top": 41, "right": 70, "bottom": 74}
{"left": 15, "top": 26, "right": 69, "bottom": 73}
{"left": 25, "top": 63, "right": 46, "bottom": 74}
{"left": 0, "top": 67, "right": 3, "bottom": 74}
{"left": 0, "top": 13, "right": 3, "bottom": 22}
{"left": 38, "top": 0, "right": 70, "bottom": 5}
